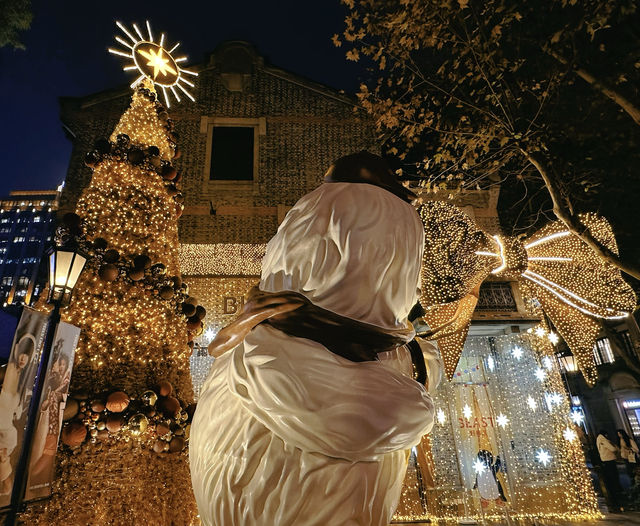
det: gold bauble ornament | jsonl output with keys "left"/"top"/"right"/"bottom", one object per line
{"left": 62, "top": 421, "right": 87, "bottom": 447}
{"left": 63, "top": 398, "right": 79, "bottom": 421}
{"left": 153, "top": 440, "right": 165, "bottom": 454}
{"left": 106, "top": 391, "right": 130, "bottom": 413}
{"left": 128, "top": 413, "right": 149, "bottom": 436}
{"left": 156, "top": 422, "right": 171, "bottom": 437}
{"left": 141, "top": 390, "right": 158, "bottom": 406}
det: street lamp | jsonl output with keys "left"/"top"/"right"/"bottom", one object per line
{"left": 47, "top": 247, "right": 87, "bottom": 305}
{"left": 556, "top": 351, "right": 578, "bottom": 373}
{"left": 4, "top": 245, "right": 87, "bottom": 526}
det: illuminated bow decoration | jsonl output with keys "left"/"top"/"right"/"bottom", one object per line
{"left": 418, "top": 202, "right": 636, "bottom": 385}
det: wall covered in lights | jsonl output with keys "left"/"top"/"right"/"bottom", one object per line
{"left": 393, "top": 333, "right": 599, "bottom": 522}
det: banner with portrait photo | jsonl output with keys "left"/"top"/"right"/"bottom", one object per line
{"left": 25, "top": 321, "right": 80, "bottom": 502}
{"left": 0, "top": 308, "right": 48, "bottom": 508}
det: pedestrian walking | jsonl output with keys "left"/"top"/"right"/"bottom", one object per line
{"left": 618, "top": 429, "right": 639, "bottom": 479}
{"left": 598, "top": 430, "right": 624, "bottom": 511}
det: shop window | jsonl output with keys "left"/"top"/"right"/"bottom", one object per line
{"left": 593, "top": 337, "right": 615, "bottom": 365}
{"left": 209, "top": 126, "right": 255, "bottom": 181}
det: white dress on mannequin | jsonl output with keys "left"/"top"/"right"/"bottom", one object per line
{"left": 190, "top": 183, "right": 438, "bottom": 526}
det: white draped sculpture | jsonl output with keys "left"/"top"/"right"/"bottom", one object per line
{"left": 190, "top": 182, "right": 439, "bottom": 525}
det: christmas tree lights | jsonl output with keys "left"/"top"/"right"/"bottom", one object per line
{"left": 25, "top": 22, "right": 200, "bottom": 522}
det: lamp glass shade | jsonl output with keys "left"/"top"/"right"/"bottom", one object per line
{"left": 66, "top": 252, "right": 87, "bottom": 290}
{"left": 48, "top": 248, "right": 87, "bottom": 304}
{"left": 557, "top": 352, "right": 578, "bottom": 373}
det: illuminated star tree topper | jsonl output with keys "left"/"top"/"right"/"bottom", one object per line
{"left": 108, "top": 20, "right": 197, "bottom": 108}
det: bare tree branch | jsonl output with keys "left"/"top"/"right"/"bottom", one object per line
{"left": 548, "top": 49, "right": 640, "bottom": 127}
{"left": 523, "top": 148, "right": 640, "bottom": 280}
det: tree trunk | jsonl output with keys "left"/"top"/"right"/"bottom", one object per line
{"left": 522, "top": 148, "right": 640, "bottom": 281}
{"left": 549, "top": 50, "right": 640, "bottom": 127}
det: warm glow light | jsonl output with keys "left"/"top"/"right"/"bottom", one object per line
{"left": 109, "top": 20, "right": 197, "bottom": 105}
{"left": 490, "top": 235, "right": 507, "bottom": 274}
{"left": 523, "top": 270, "right": 629, "bottom": 320}
{"left": 203, "top": 327, "right": 217, "bottom": 343}
{"left": 473, "top": 458, "right": 487, "bottom": 474}
{"left": 487, "top": 355, "right": 495, "bottom": 371}
{"left": 137, "top": 46, "right": 177, "bottom": 79}
{"left": 535, "top": 326, "right": 547, "bottom": 338}
{"left": 570, "top": 410, "right": 585, "bottom": 425}
{"left": 524, "top": 231, "right": 570, "bottom": 249}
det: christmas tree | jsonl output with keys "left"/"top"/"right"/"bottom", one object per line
{"left": 27, "top": 79, "right": 203, "bottom": 525}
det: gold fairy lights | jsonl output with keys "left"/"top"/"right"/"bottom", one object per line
{"left": 178, "top": 243, "right": 266, "bottom": 276}
{"left": 418, "top": 201, "right": 636, "bottom": 384}
{"left": 394, "top": 332, "right": 600, "bottom": 522}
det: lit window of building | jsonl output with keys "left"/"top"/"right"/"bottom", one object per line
{"left": 0, "top": 188, "right": 60, "bottom": 310}
{"left": 593, "top": 337, "right": 615, "bottom": 365}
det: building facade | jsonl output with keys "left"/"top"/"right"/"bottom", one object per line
{"left": 0, "top": 189, "right": 60, "bottom": 309}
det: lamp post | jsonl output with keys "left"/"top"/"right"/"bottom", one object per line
{"left": 4, "top": 246, "right": 86, "bottom": 526}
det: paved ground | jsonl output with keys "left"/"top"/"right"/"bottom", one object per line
{"left": 393, "top": 511, "right": 640, "bottom": 525}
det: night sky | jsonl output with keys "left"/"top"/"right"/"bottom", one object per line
{"left": 0, "top": 0, "right": 361, "bottom": 193}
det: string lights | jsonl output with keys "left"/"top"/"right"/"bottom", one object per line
{"left": 393, "top": 332, "right": 600, "bottom": 522}
{"left": 178, "top": 243, "right": 265, "bottom": 276}
{"left": 418, "top": 202, "right": 636, "bottom": 384}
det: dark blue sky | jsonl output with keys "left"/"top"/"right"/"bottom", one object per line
{"left": 0, "top": 0, "right": 362, "bottom": 192}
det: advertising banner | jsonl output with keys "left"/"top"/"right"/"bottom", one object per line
{"left": 0, "top": 308, "right": 48, "bottom": 508}
{"left": 24, "top": 321, "right": 80, "bottom": 502}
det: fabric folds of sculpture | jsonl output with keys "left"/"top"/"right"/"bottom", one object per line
{"left": 190, "top": 182, "right": 435, "bottom": 526}
{"left": 261, "top": 182, "right": 424, "bottom": 329}
{"left": 230, "top": 326, "right": 435, "bottom": 462}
